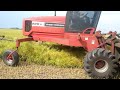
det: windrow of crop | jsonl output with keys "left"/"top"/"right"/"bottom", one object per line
{"left": 0, "top": 29, "right": 86, "bottom": 68}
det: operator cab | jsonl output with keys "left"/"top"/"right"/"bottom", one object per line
{"left": 65, "top": 11, "right": 101, "bottom": 33}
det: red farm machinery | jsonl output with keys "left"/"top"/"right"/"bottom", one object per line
{"left": 2, "top": 11, "right": 120, "bottom": 79}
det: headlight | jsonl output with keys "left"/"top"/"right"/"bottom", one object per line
{"left": 25, "top": 20, "right": 32, "bottom": 32}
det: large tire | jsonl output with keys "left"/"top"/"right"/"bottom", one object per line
{"left": 2, "top": 50, "right": 19, "bottom": 66}
{"left": 84, "top": 48, "right": 119, "bottom": 79}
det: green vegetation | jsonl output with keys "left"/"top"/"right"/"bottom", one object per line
{"left": 0, "top": 29, "right": 86, "bottom": 68}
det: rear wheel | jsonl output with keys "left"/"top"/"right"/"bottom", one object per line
{"left": 84, "top": 48, "right": 119, "bottom": 79}
{"left": 2, "top": 50, "right": 19, "bottom": 66}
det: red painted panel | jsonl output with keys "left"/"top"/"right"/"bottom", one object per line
{"left": 22, "top": 17, "right": 99, "bottom": 52}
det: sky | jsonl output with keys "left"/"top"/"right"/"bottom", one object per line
{"left": 0, "top": 11, "right": 67, "bottom": 28}
{"left": 0, "top": 11, "right": 120, "bottom": 33}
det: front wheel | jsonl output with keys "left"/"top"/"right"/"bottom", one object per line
{"left": 2, "top": 50, "right": 19, "bottom": 66}
{"left": 84, "top": 48, "right": 119, "bottom": 79}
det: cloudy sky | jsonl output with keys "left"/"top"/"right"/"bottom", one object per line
{"left": 0, "top": 11, "right": 120, "bottom": 33}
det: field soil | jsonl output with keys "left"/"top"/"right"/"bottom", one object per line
{"left": 0, "top": 60, "right": 90, "bottom": 79}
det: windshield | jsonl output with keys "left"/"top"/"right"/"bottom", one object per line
{"left": 65, "top": 11, "right": 101, "bottom": 32}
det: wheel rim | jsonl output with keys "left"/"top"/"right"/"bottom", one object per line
{"left": 6, "top": 55, "right": 13, "bottom": 64}
{"left": 94, "top": 60, "right": 109, "bottom": 73}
